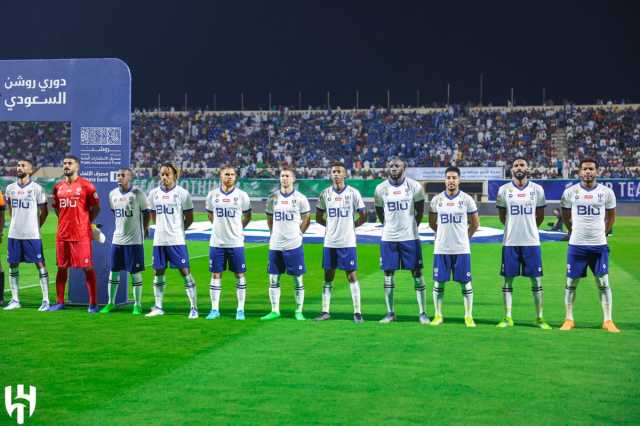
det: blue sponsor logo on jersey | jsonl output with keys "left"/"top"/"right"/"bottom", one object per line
{"left": 114, "top": 208, "right": 133, "bottom": 218}
{"left": 156, "top": 205, "right": 175, "bottom": 215}
{"left": 328, "top": 207, "right": 350, "bottom": 218}
{"left": 215, "top": 207, "right": 236, "bottom": 218}
{"left": 510, "top": 205, "right": 533, "bottom": 215}
{"left": 387, "top": 200, "right": 409, "bottom": 211}
{"left": 11, "top": 199, "right": 31, "bottom": 209}
{"left": 440, "top": 213, "right": 463, "bottom": 224}
{"left": 577, "top": 205, "right": 600, "bottom": 216}
{"left": 274, "top": 211, "right": 294, "bottom": 221}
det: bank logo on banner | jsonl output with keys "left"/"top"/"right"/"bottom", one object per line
{"left": 4, "top": 385, "right": 36, "bottom": 425}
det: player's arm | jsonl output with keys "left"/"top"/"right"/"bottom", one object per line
{"left": 561, "top": 208, "right": 572, "bottom": 234}
{"left": 242, "top": 210, "right": 251, "bottom": 228}
{"left": 89, "top": 203, "right": 100, "bottom": 223}
{"left": 300, "top": 212, "right": 311, "bottom": 233}
{"left": 354, "top": 208, "right": 366, "bottom": 227}
{"left": 497, "top": 207, "right": 506, "bottom": 225}
{"left": 0, "top": 197, "right": 5, "bottom": 243}
{"left": 375, "top": 206, "right": 385, "bottom": 225}
{"left": 428, "top": 211, "right": 438, "bottom": 232}
{"left": 142, "top": 209, "right": 151, "bottom": 238}
{"left": 535, "top": 207, "right": 545, "bottom": 227}
{"left": 38, "top": 203, "right": 49, "bottom": 228}
{"left": 315, "top": 208, "right": 326, "bottom": 226}
{"left": 52, "top": 186, "right": 60, "bottom": 216}
{"left": 468, "top": 212, "right": 480, "bottom": 239}
{"left": 266, "top": 213, "right": 273, "bottom": 232}
{"left": 414, "top": 200, "right": 425, "bottom": 225}
{"left": 605, "top": 208, "right": 616, "bottom": 235}
{"left": 183, "top": 209, "right": 194, "bottom": 230}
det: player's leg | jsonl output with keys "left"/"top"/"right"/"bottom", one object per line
{"left": 0, "top": 261, "right": 4, "bottom": 306}
{"left": 379, "top": 242, "right": 398, "bottom": 323}
{"left": 413, "top": 270, "right": 429, "bottom": 324}
{"left": 347, "top": 270, "right": 363, "bottom": 323}
{"left": 5, "top": 262, "right": 21, "bottom": 310}
{"left": 316, "top": 266, "right": 335, "bottom": 321}
{"left": 561, "top": 245, "right": 588, "bottom": 330}
{"left": 522, "top": 246, "right": 550, "bottom": 329}
{"left": 101, "top": 244, "right": 124, "bottom": 313}
{"left": 431, "top": 254, "right": 449, "bottom": 325}
{"left": 207, "top": 247, "right": 223, "bottom": 319}
{"left": 230, "top": 247, "right": 248, "bottom": 320}
{"left": 129, "top": 244, "right": 145, "bottom": 315}
{"left": 317, "top": 247, "right": 336, "bottom": 320}
{"left": 404, "top": 240, "right": 428, "bottom": 324}
{"left": 179, "top": 267, "right": 198, "bottom": 319}
{"left": 285, "top": 246, "right": 306, "bottom": 320}
{"left": 146, "top": 246, "right": 167, "bottom": 316}
{"left": 591, "top": 246, "right": 619, "bottom": 332}
{"left": 262, "top": 250, "right": 284, "bottom": 320}
{"left": 453, "top": 254, "right": 475, "bottom": 327}
{"left": 497, "top": 247, "right": 517, "bottom": 327}
{"left": 84, "top": 266, "right": 99, "bottom": 313}
{"left": 49, "top": 240, "right": 70, "bottom": 310}
{"left": 35, "top": 260, "right": 49, "bottom": 311}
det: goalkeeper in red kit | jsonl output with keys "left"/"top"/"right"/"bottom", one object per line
{"left": 48, "top": 154, "right": 101, "bottom": 313}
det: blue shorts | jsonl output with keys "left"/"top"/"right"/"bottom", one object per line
{"left": 7, "top": 238, "right": 45, "bottom": 264}
{"left": 567, "top": 244, "right": 609, "bottom": 278}
{"left": 322, "top": 247, "right": 357, "bottom": 271}
{"left": 111, "top": 244, "right": 145, "bottom": 273}
{"left": 152, "top": 245, "right": 190, "bottom": 270}
{"left": 268, "top": 246, "right": 306, "bottom": 276}
{"left": 500, "top": 246, "right": 543, "bottom": 277}
{"left": 380, "top": 239, "right": 423, "bottom": 271}
{"left": 209, "top": 246, "right": 246, "bottom": 273}
{"left": 433, "top": 254, "right": 472, "bottom": 283}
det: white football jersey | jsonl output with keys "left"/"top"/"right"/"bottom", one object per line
{"left": 430, "top": 191, "right": 477, "bottom": 254}
{"left": 266, "top": 190, "right": 310, "bottom": 251}
{"left": 560, "top": 183, "right": 616, "bottom": 246}
{"left": 109, "top": 186, "right": 150, "bottom": 246}
{"left": 317, "top": 185, "right": 366, "bottom": 248}
{"left": 205, "top": 186, "right": 251, "bottom": 248}
{"left": 5, "top": 181, "right": 47, "bottom": 240}
{"left": 496, "top": 181, "right": 546, "bottom": 246}
{"left": 148, "top": 185, "right": 193, "bottom": 246}
{"left": 374, "top": 177, "right": 425, "bottom": 242}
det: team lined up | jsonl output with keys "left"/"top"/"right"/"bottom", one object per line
{"left": 0, "top": 155, "right": 619, "bottom": 331}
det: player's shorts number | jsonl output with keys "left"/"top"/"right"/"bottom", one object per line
{"left": 510, "top": 205, "right": 533, "bottom": 215}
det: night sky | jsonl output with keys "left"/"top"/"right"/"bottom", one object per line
{"left": 1, "top": 1, "right": 638, "bottom": 109}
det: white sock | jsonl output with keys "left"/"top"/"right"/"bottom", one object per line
{"left": 39, "top": 267, "right": 49, "bottom": 304}
{"left": 596, "top": 275, "right": 612, "bottom": 322}
{"left": 462, "top": 281, "right": 473, "bottom": 318}
{"left": 153, "top": 275, "right": 165, "bottom": 309}
{"left": 9, "top": 267, "right": 19, "bottom": 302}
{"left": 432, "top": 281, "right": 444, "bottom": 317}
{"left": 209, "top": 277, "right": 222, "bottom": 310}
{"left": 350, "top": 281, "right": 361, "bottom": 314}
{"left": 502, "top": 278, "right": 514, "bottom": 318}
{"left": 565, "top": 278, "right": 579, "bottom": 321}
{"left": 131, "top": 272, "right": 143, "bottom": 305}
{"left": 414, "top": 276, "right": 427, "bottom": 315}
{"left": 108, "top": 271, "right": 120, "bottom": 304}
{"left": 383, "top": 275, "right": 395, "bottom": 313}
{"left": 294, "top": 276, "right": 304, "bottom": 313}
{"left": 269, "top": 274, "right": 281, "bottom": 313}
{"left": 321, "top": 282, "right": 332, "bottom": 313}
{"left": 236, "top": 276, "right": 246, "bottom": 311}
{"left": 184, "top": 274, "right": 197, "bottom": 310}
{"left": 530, "top": 277, "right": 544, "bottom": 319}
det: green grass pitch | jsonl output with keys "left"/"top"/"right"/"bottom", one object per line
{"left": 0, "top": 213, "right": 638, "bottom": 425}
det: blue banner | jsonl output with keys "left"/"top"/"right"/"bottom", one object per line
{"left": 488, "top": 179, "right": 640, "bottom": 202}
{"left": 1, "top": 59, "right": 131, "bottom": 304}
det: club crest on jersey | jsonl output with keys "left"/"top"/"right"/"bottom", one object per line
{"left": 597, "top": 192, "right": 604, "bottom": 201}
{"left": 458, "top": 200, "right": 464, "bottom": 208}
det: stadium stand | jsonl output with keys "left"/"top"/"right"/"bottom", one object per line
{"left": 1, "top": 105, "right": 639, "bottom": 178}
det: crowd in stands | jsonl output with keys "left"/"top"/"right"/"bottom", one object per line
{"left": 1, "top": 105, "right": 639, "bottom": 179}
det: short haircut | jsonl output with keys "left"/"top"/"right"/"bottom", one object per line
{"left": 330, "top": 161, "right": 346, "bottom": 170}
{"left": 280, "top": 164, "right": 295, "bottom": 176}
{"left": 579, "top": 158, "right": 598, "bottom": 169}
{"left": 160, "top": 162, "right": 179, "bottom": 178}
{"left": 512, "top": 157, "right": 528, "bottom": 166}
{"left": 445, "top": 166, "right": 460, "bottom": 176}
{"left": 119, "top": 167, "right": 134, "bottom": 177}
{"left": 219, "top": 164, "right": 236, "bottom": 174}
{"left": 17, "top": 158, "right": 34, "bottom": 167}
{"left": 63, "top": 154, "right": 80, "bottom": 164}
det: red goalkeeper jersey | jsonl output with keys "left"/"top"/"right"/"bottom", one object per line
{"left": 52, "top": 177, "right": 99, "bottom": 241}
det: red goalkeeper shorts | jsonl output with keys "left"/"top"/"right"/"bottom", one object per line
{"left": 56, "top": 240, "right": 93, "bottom": 268}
